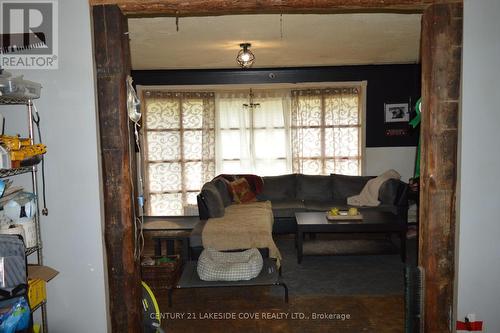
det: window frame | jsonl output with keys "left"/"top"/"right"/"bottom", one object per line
{"left": 137, "top": 82, "right": 366, "bottom": 215}
{"left": 139, "top": 89, "right": 216, "bottom": 216}
{"left": 216, "top": 95, "right": 290, "bottom": 175}
{"left": 291, "top": 83, "right": 367, "bottom": 176}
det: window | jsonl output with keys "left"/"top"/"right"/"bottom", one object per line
{"left": 216, "top": 90, "right": 291, "bottom": 176}
{"left": 142, "top": 91, "right": 215, "bottom": 215}
{"left": 141, "top": 85, "right": 364, "bottom": 216}
{"left": 291, "top": 87, "right": 362, "bottom": 175}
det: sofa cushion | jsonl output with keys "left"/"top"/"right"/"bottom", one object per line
{"left": 258, "top": 174, "right": 297, "bottom": 201}
{"left": 296, "top": 174, "right": 333, "bottom": 201}
{"left": 212, "top": 178, "right": 232, "bottom": 207}
{"left": 270, "top": 199, "right": 306, "bottom": 218}
{"left": 367, "top": 204, "right": 398, "bottom": 215}
{"left": 201, "top": 182, "right": 225, "bottom": 218}
{"left": 303, "top": 200, "right": 349, "bottom": 212}
{"left": 331, "top": 174, "right": 374, "bottom": 200}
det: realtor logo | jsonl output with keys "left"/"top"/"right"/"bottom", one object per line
{"left": 0, "top": 1, "right": 58, "bottom": 69}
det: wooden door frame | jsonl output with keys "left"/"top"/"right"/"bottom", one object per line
{"left": 91, "top": 1, "right": 462, "bottom": 332}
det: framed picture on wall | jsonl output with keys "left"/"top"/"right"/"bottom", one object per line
{"left": 384, "top": 103, "right": 410, "bottom": 123}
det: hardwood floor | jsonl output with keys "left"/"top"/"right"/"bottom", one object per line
{"left": 143, "top": 232, "right": 408, "bottom": 332}
{"left": 157, "top": 287, "right": 403, "bottom": 333}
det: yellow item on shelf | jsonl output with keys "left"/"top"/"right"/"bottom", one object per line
{"left": 9, "top": 144, "right": 47, "bottom": 161}
{"left": 0, "top": 135, "right": 31, "bottom": 150}
{"left": 28, "top": 278, "right": 46, "bottom": 309}
{"left": 0, "top": 134, "right": 47, "bottom": 163}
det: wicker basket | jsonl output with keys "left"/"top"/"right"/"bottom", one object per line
{"left": 141, "top": 255, "right": 181, "bottom": 291}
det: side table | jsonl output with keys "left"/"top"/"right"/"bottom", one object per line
{"left": 143, "top": 216, "right": 200, "bottom": 263}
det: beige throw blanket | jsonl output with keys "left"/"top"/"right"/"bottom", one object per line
{"left": 347, "top": 169, "right": 401, "bottom": 207}
{"left": 202, "top": 201, "right": 282, "bottom": 266}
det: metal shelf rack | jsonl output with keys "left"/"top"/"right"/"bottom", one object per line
{"left": 0, "top": 96, "right": 48, "bottom": 332}
{"left": 0, "top": 166, "right": 33, "bottom": 178}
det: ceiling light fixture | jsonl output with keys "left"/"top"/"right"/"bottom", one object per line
{"left": 236, "top": 43, "right": 255, "bottom": 69}
{"left": 243, "top": 89, "right": 260, "bottom": 110}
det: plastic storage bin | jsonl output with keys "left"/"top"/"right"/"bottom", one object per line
{"left": 0, "top": 71, "right": 41, "bottom": 99}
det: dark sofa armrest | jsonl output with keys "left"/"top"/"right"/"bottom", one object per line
{"left": 379, "top": 179, "right": 409, "bottom": 208}
{"left": 379, "top": 179, "right": 409, "bottom": 223}
{"left": 197, "top": 193, "right": 210, "bottom": 220}
{"left": 395, "top": 182, "right": 409, "bottom": 208}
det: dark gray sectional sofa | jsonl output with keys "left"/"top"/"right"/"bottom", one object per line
{"left": 196, "top": 173, "right": 409, "bottom": 234}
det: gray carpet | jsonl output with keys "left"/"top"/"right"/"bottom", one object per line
{"left": 273, "top": 234, "right": 416, "bottom": 297}
{"left": 303, "top": 239, "right": 397, "bottom": 255}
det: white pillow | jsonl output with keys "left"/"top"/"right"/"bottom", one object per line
{"left": 197, "top": 248, "right": 263, "bottom": 281}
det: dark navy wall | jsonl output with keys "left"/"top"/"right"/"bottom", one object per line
{"left": 132, "top": 64, "right": 421, "bottom": 147}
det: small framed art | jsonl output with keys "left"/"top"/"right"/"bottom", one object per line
{"left": 384, "top": 103, "right": 410, "bottom": 123}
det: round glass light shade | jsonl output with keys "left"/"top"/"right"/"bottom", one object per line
{"left": 236, "top": 43, "right": 255, "bottom": 68}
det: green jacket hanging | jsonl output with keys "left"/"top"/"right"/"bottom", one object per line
{"left": 410, "top": 98, "right": 422, "bottom": 178}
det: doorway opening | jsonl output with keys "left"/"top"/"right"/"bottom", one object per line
{"left": 91, "top": 3, "right": 462, "bottom": 332}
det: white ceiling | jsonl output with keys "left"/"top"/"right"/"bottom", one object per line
{"left": 128, "top": 13, "right": 421, "bottom": 70}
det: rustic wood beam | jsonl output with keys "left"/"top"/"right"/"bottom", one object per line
{"left": 419, "top": 2, "right": 462, "bottom": 332}
{"left": 89, "top": 0, "right": 461, "bottom": 16}
{"left": 93, "top": 5, "right": 142, "bottom": 332}
{"left": 90, "top": 1, "right": 464, "bottom": 332}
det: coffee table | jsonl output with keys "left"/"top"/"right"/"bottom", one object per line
{"left": 295, "top": 211, "right": 407, "bottom": 263}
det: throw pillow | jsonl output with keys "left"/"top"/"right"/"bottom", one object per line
{"left": 229, "top": 178, "right": 257, "bottom": 204}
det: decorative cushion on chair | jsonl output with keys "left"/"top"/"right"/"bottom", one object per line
{"left": 197, "top": 248, "right": 264, "bottom": 281}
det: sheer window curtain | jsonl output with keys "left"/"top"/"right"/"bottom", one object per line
{"left": 291, "top": 87, "right": 362, "bottom": 175}
{"left": 215, "top": 90, "right": 292, "bottom": 176}
{"left": 142, "top": 91, "right": 215, "bottom": 216}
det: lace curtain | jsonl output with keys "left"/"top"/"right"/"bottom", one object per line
{"left": 215, "top": 89, "right": 292, "bottom": 175}
{"left": 142, "top": 90, "right": 215, "bottom": 215}
{"left": 141, "top": 86, "right": 362, "bottom": 215}
{"left": 291, "top": 87, "right": 362, "bottom": 175}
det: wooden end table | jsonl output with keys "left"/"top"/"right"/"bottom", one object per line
{"left": 143, "top": 216, "right": 200, "bottom": 263}
{"left": 295, "top": 211, "right": 407, "bottom": 264}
